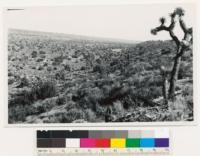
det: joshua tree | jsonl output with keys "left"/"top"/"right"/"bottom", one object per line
{"left": 151, "top": 7, "right": 193, "bottom": 100}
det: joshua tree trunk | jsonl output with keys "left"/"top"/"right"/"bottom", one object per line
{"left": 168, "top": 50, "right": 182, "bottom": 99}
{"left": 151, "top": 7, "right": 192, "bottom": 100}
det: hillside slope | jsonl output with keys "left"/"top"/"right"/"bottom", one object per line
{"left": 8, "top": 29, "right": 193, "bottom": 123}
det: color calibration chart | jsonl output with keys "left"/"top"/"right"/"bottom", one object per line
{"left": 37, "top": 129, "right": 170, "bottom": 156}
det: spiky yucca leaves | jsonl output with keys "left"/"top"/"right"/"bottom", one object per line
{"left": 169, "top": 12, "right": 176, "bottom": 18}
{"left": 151, "top": 29, "right": 157, "bottom": 35}
{"left": 174, "top": 7, "right": 185, "bottom": 16}
{"left": 159, "top": 17, "right": 166, "bottom": 25}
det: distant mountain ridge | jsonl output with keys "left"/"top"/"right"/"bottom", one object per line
{"left": 9, "top": 28, "right": 140, "bottom": 44}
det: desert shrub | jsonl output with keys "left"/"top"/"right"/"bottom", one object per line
{"left": 112, "top": 100, "right": 124, "bottom": 114}
{"left": 126, "top": 64, "right": 144, "bottom": 76}
{"left": 18, "top": 76, "right": 29, "bottom": 87}
{"left": 56, "top": 108, "right": 85, "bottom": 123}
{"left": 33, "top": 97, "right": 58, "bottom": 114}
{"left": 40, "top": 55, "right": 46, "bottom": 59}
{"left": 43, "top": 62, "right": 48, "bottom": 67}
{"left": 110, "top": 59, "right": 119, "bottom": 67}
{"left": 31, "top": 51, "right": 37, "bottom": 58}
{"left": 126, "top": 62, "right": 153, "bottom": 76}
{"left": 178, "top": 61, "right": 192, "bottom": 79}
{"left": 56, "top": 95, "right": 66, "bottom": 106}
{"left": 11, "top": 58, "right": 16, "bottom": 61}
{"left": 8, "top": 55, "right": 12, "bottom": 61}
{"left": 131, "top": 74, "right": 146, "bottom": 87}
{"left": 76, "top": 87, "right": 104, "bottom": 112}
{"left": 181, "top": 84, "right": 193, "bottom": 111}
{"left": 63, "top": 64, "right": 71, "bottom": 71}
{"left": 9, "top": 88, "right": 32, "bottom": 106}
{"left": 67, "top": 57, "right": 71, "bottom": 61}
{"left": 9, "top": 105, "right": 27, "bottom": 123}
{"left": 133, "top": 86, "right": 162, "bottom": 100}
{"left": 94, "top": 77, "right": 113, "bottom": 88}
{"left": 72, "top": 54, "right": 78, "bottom": 58}
{"left": 93, "top": 64, "right": 107, "bottom": 76}
{"left": 55, "top": 70, "right": 65, "bottom": 80}
{"left": 8, "top": 77, "right": 15, "bottom": 85}
{"left": 35, "top": 80, "right": 57, "bottom": 100}
{"left": 102, "top": 85, "right": 112, "bottom": 96}
{"left": 80, "top": 66, "right": 86, "bottom": 70}
{"left": 53, "top": 55, "right": 64, "bottom": 66}
{"left": 84, "top": 109, "right": 96, "bottom": 122}
{"left": 64, "top": 101, "right": 77, "bottom": 110}
{"left": 88, "top": 87, "right": 104, "bottom": 111}
{"left": 166, "top": 96, "right": 192, "bottom": 121}
{"left": 36, "top": 58, "right": 44, "bottom": 62}
{"left": 9, "top": 96, "right": 61, "bottom": 123}
{"left": 182, "top": 51, "right": 192, "bottom": 61}
{"left": 149, "top": 86, "right": 162, "bottom": 98}
{"left": 121, "top": 95, "right": 136, "bottom": 109}
{"left": 8, "top": 71, "right": 14, "bottom": 76}
{"left": 182, "top": 84, "right": 193, "bottom": 97}
{"left": 9, "top": 80, "right": 57, "bottom": 106}
{"left": 9, "top": 104, "right": 37, "bottom": 123}
{"left": 46, "top": 66, "right": 52, "bottom": 72}
{"left": 142, "top": 74, "right": 163, "bottom": 87}
{"left": 39, "top": 50, "right": 46, "bottom": 54}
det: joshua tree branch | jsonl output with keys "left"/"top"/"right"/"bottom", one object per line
{"left": 169, "top": 31, "right": 180, "bottom": 47}
{"left": 179, "top": 17, "right": 188, "bottom": 33}
{"left": 168, "top": 14, "right": 176, "bottom": 30}
{"left": 151, "top": 13, "right": 180, "bottom": 46}
{"left": 152, "top": 25, "right": 169, "bottom": 32}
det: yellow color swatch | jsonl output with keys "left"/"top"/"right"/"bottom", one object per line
{"left": 111, "top": 138, "right": 126, "bottom": 148}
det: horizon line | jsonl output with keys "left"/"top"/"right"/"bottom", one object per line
{"left": 8, "top": 28, "right": 170, "bottom": 44}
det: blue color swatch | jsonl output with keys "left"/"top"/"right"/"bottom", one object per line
{"left": 140, "top": 138, "right": 155, "bottom": 148}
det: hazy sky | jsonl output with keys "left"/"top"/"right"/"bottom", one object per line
{"left": 5, "top": 3, "right": 195, "bottom": 41}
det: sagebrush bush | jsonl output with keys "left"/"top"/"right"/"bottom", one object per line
{"left": 56, "top": 95, "right": 66, "bottom": 106}
{"left": 9, "top": 80, "right": 57, "bottom": 106}
{"left": 34, "top": 80, "right": 57, "bottom": 100}
{"left": 33, "top": 97, "right": 58, "bottom": 114}
{"left": 31, "top": 51, "right": 37, "bottom": 58}
{"left": 182, "top": 84, "right": 193, "bottom": 97}
{"left": 53, "top": 55, "right": 64, "bottom": 66}
{"left": 57, "top": 108, "right": 86, "bottom": 123}
{"left": 166, "top": 94, "right": 193, "bottom": 121}
{"left": 113, "top": 100, "right": 124, "bottom": 114}
{"left": 178, "top": 61, "right": 192, "bottom": 79}
{"left": 84, "top": 109, "right": 96, "bottom": 122}
{"left": 9, "top": 104, "right": 38, "bottom": 123}
{"left": 9, "top": 105, "right": 27, "bottom": 123}
{"left": 55, "top": 70, "right": 65, "bottom": 80}
{"left": 64, "top": 101, "right": 77, "bottom": 110}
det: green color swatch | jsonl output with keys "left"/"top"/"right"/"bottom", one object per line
{"left": 126, "top": 138, "right": 140, "bottom": 147}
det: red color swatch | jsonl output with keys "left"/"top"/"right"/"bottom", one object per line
{"left": 95, "top": 139, "right": 110, "bottom": 148}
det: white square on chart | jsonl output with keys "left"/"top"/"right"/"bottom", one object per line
{"left": 66, "top": 139, "right": 80, "bottom": 148}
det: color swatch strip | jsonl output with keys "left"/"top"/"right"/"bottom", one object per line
{"left": 37, "top": 130, "right": 169, "bottom": 148}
